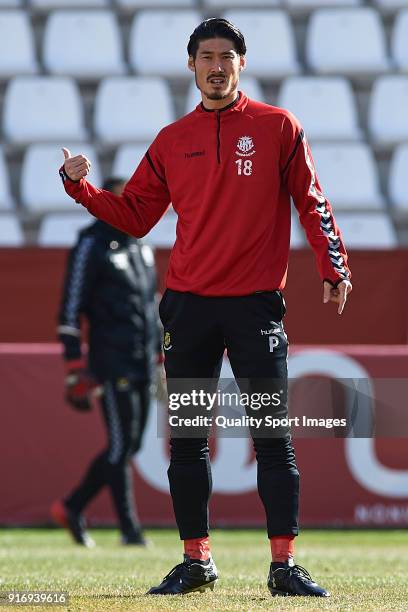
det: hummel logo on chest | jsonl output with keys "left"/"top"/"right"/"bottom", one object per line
{"left": 185, "top": 150, "right": 205, "bottom": 159}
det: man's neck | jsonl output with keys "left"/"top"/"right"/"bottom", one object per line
{"left": 201, "top": 90, "right": 239, "bottom": 111}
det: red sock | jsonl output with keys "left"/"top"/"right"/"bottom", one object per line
{"left": 270, "top": 535, "right": 295, "bottom": 563}
{"left": 184, "top": 536, "right": 210, "bottom": 561}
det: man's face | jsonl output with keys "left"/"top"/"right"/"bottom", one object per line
{"left": 188, "top": 37, "right": 246, "bottom": 103}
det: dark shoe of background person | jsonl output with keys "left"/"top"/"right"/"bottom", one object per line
{"left": 50, "top": 499, "right": 95, "bottom": 548}
{"left": 121, "top": 530, "right": 149, "bottom": 546}
{"left": 268, "top": 561, "right": 330, "bottom": 597}
{"left": 146, "top": 554, "right": 218, "bottom": 595}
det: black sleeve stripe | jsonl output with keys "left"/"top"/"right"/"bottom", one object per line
{"left": 145, "top": 151, "right": 166, "bottom": 184}
{"left": 282, "top": 129, "right": 304, "bottom": 176}
{"left": 63, "top": 236, "right": 95, "bottom": 327}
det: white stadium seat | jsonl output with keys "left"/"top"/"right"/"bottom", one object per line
{"left": 391, "top": 9, "right": 408, "bottom": 71}
{"left": 311, "top": 143, "right": 384, "bottom": 209}
{"left": 205, "top": 0, "right": 279, "bottom": 7}
{"left": 117, "top": 0, "right": 194, "bottom": 8}
{"left": 0, "top": 214, "right": 24, "bottom": 246}
{"left": 43, "top": 10, "right": 125, "bottom": 79}
{"left": 38, "top": 213, "right": 92, "bottom": 246}
{"left": 185, "top": 76, "right": 264, "bottom": 113}
{"left": 21, "top": 144, "right": 102, "bottom": 212}
{"left": 368, "top": 76, "right": 408, "bottom": 145}
{"left": 112, "top": 144, "right": 149, "bottom": 179}
{"left": 31, "top": 0, "right": 107, "bottom": 8}
{"left": 224, "top": 10, "right": 299, "bottom": 78}
{"left": 3, "top": 77, "right": 86, "bottom": 144}
{"left": 0, "top": 148, "right": 13, "bottom": 210}
{"left": 94, "top": 77, "right": 174, "bottom": 144}
{"left": 389, "top": 144, "right": 408, "bottom": 211}
{"left": 334, "top": 213, "right": 397, "bottom": 248}
{"left": 374, "top": 0, "right": 408, "bottom": 13}
{"left": 129, "top": 10, "right": 200, "bottom": 77}
{"left": 0, "top": 10, "right": 38, "bottom": 78}
{"left": 286, "top": 0, "right": 362, "bottom": 12}
{"left": 306, "top": 8, "right": 389, "bottom": 75}
{"left": 278, "top": 77, "right": 361, "bottom": 141}
{"left": 290, "top": 214, "right": 306, "bottom": 248}
{"left": 144, "top": 208, "right": 177, "bottom": 248}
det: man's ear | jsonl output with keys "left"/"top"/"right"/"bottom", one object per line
{"left": 188, "top": 56, "right": 195, "bottom": 73}
{"left": 239, "top": 55, "right": 247, "bottom": 71}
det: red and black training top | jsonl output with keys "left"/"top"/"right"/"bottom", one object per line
{"left": 61, "top": 92, "right": 351, "bottom": 296}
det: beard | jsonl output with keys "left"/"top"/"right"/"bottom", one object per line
{"left": 203, "top": 91, "right": 228, "bottom": 100}
{"left": 196, "top": 73, "right": 239, "bottom": 101}
{"left": 205, "top": 91, "right": 228, "bottom": 100}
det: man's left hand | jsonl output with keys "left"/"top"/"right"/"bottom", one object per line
{"left": 65, "top": 363, "right": 101, "bottom": 411}
{"left": 323, "top": 280, "right": 353, "bottom": 315}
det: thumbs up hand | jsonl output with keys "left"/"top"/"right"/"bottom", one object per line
{"left": 62, "top": 147, "right": 91, "bottom": 182}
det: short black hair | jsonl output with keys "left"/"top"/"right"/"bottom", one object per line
{"left": 187, "top": 18, "right": 246, "bottom": 59}
{"left": 102, "top": 177, "right": 126, "bottom": 192}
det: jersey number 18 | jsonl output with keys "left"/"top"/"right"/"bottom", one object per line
{"left": 235, "top": 159, "right": 253, "bottom": 176}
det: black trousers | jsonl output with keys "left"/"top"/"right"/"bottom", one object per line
{"left": 65, "top": 379, "right": 149, "bottom": 536}
{"left": 160, "top": 289, "right": 299, "bottom": 540}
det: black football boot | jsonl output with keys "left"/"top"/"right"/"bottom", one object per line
{"left": 50, "top": 499, "right": 95, "bottom": 548}
{"left": 268, "top": 561, "right": 330, "bottom": 597}
{"left": 147, "top": 555, "right": 218, "bottom": 595}
{"left": 121, "top": 530, "right": 148, "bottom": 546}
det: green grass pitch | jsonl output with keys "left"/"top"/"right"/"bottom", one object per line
{"left": 0, "top": 528, "right": 407, "bottom": 611}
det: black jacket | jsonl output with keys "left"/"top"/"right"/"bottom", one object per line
{"left": 58, "top": 220, "right": 160, "bottom": 381}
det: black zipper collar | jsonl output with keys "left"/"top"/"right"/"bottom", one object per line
{"left": 216, "top": 112, "right": 221, "bottom": 164}
{"left": 200, "top": 92, "right": 241, "bottom": 113}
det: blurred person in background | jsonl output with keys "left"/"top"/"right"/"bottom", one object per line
{"left": 59, "top": 18, "right": 352, "bottom": 598}
{"left": 51, "top": 177, "right": 162, "bottom": 548}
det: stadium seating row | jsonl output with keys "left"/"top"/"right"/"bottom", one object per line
{"left": 1, "top": 8, "right": 408, "bottom": 80}
{"left": 1, "top": 142, "right": 408, "bottom": 213}
{"left": 2, "top": 74, "right": 408, "bottom": 147}
{"left": 0, "top": 2, "right": 406, "bottom": 250}
{"left": 0, "top": 208, "right": 179, "bottom": 247}
{"left": 1, "top": 0, "right": 408, "bottom": 12}
{"left": 0, "top": 210, "right": 398, "bottom": 249}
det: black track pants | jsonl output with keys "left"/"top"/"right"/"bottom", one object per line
{"left": 160, "top": 289, "right": 299, "bottom": 540}
{"left": 65, "top": 380, "right": 150, "bottom": 536}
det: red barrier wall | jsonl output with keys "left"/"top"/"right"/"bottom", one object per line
{"left": 1, "top": 248, "right": 408, "bottom": 344}
{"left": 1, "top": 344, "right": 407, "bottom": 528}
